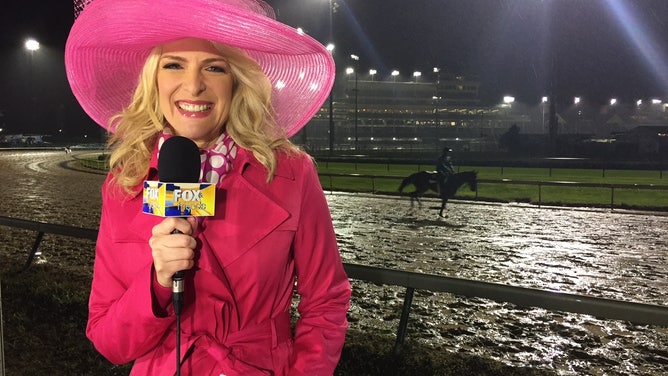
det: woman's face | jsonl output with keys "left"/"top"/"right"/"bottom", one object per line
{"left": 157, "top": 38, "right": 234, "bottom": 148}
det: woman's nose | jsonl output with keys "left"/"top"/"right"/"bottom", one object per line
{"left": 183, "top": 70, "right": 205, "bottom": 95}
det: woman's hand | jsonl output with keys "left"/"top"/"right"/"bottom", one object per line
{"left": 149, "top": 217, "right": 198, "bottom": 287}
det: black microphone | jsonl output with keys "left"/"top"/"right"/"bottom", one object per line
{"left": 157, "top": 136, "right": 201, "bottom": 315}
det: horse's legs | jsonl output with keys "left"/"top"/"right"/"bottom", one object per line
{"left": 409, "top": 192, "right": 423, "bottom": 208}
{"left": 439, "top": 199, "right": 447, "bottom": 217}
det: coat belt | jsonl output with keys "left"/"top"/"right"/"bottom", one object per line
{"left": 177, "top": 310, "right": 293, "bottom": 375}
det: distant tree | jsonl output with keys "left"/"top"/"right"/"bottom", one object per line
{"left": 499, "top": 124, "right": 522, "bottom": 155}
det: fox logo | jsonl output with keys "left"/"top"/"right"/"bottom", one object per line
{"left": 174, "top": 189, "right": 203, "bottom": 202}
{"left": 146, "top": 187, "right": 160, "bottom": 200}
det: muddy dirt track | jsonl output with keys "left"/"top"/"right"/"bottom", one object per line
{"left": 1, "top": 150, "right": 667, "bottom": 375}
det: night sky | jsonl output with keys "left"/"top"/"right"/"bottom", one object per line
{"left": 2, "top": 0, "right": 668, "bottom": 135}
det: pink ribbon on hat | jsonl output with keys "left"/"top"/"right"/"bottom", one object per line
{"left": 155, "top": 132, "right": 237, "bottom": 186}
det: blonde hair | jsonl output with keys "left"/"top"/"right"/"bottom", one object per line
{"left": 106, "top": 41, "right": 300, "bottom": 197}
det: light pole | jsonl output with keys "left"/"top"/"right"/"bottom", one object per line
{"left": 574, "top": 97, "right": 581, "bottom": 134}
{"left": 541, "top": 96, "right": 548, "bottom": 133}
{"left": 433, "top": 68, "right": 441, "bottom": 127}
{"left": 327, "top": 43, "right": 335, "bottom": 155}
{"left": 350, "top": 54, "right": 359, "bottom": 151}
{"left": 503, "top": 96, "right": 515, "bottom": 133}
{"left": 25, "top": 38, "right": 40, "bottom": 129}
{"left": 391, "top": 70, "right": 399, "bottom": 82}
{"left": 326, "top": 0, "right": 335, "bottom": 155}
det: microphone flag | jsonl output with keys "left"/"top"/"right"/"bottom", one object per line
{"left": 142, "top": 181, "right": 215, "bottom": 217}
{"left": 142, "top": 135, "right": 216, "bottom": 217}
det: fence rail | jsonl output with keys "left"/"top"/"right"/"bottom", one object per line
{"left": 319, "top": 172, "right": 668, "bottom": 209}
{"left": 1, "top": 215, "right": 667, "bottom": 357}
{"left": 0, "top": 280, "right": 4, "bottom": 376}
{"left": 70, "top": 152, "right": 108, "bottom": 170}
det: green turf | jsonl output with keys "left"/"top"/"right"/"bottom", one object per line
{"left": 315, "top": 162, "right": 668, "bottom": 210}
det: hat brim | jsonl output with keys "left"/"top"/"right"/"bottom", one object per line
{"left": 65, "top": 0, "right": 334, "bottom": 137}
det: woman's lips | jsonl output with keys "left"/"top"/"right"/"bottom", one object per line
{"left": 176, "top": 101, "right": 213, "bottom": 118}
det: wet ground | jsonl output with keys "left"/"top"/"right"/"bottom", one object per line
{"left": 1, "top": 150, "right": 667, "bottom": 375}
{"left": 330, "top": 193, "right": 668, "bottom": 375}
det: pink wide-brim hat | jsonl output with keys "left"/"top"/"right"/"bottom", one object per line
{"left": 65, "top": 0, "right": 335, "bottom": 137}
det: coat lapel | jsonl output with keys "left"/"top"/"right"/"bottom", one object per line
{"left": 198, "top": 149, "right": 293, "bottom": 269}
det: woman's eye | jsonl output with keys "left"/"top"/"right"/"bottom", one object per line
{"left": 162, "top": 62, "right": 182, "bottom": 70}
{"left": 206, "top": 65, "right": 227, "bottom": 73}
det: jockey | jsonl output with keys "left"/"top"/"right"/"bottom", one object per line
{"left": 436, "top": 146, "right": 455, "bottom": 185}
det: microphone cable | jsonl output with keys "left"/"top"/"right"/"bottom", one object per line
{"left": 173, "top": 271, "right": 184, "bottom": 376}
{"left": 172, "top": 227, "right": 186, "bottom": 376}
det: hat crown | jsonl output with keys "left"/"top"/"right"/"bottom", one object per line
{"left": 67, "top": 0, "right": 335, "bottom": 137}
{"left": 74, "top": 0, "right": 275, "bottom": 19}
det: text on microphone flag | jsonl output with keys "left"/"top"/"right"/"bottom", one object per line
{"left": 142, "top": 181, "right": 216, "bottom": 217}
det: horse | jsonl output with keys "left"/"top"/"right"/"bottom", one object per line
{"left": 398, "top": 170, "right": 478, "bottom": 217}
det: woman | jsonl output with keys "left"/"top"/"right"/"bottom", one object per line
{"left": 65, "top": 0, "right": 351, "bottom": 375}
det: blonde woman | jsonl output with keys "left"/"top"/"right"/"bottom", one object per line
{"left": 66, "top": 1, "right": 350, "bottom": 375}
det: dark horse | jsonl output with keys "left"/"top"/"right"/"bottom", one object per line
{"left": 398, "top": 171, "right": 478, "bottom": 217}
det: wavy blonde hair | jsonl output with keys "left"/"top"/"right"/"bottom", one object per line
{"left": 106, "top": 40, "right": 301, "bottom": 197}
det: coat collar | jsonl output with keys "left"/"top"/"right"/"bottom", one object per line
{"left": 143, "top": 146, "right": 295, "bottom": 184}
{"left": 232, "top": 147, "right": 295, "bottom": 182}
{"left": 125, "top": 146, "right": 297, "bottom": 269}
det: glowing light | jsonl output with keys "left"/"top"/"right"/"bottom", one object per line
{"left": 574, "top": 97, "right": 581, "bottom": 105}
{"left": 610, "top": 98, "right": 617, "bottom": 105}
{"left": 606, "top": 1, "right": 668, "bottom": 92}
{"left": 345, "top": 67, "right": 354, "bottom": 75}
{"left": 503, "top": 96, "right": 515, "bottom": 104}
{"left": 25, "top": 39, "right": 40, "bottom": 51}
{"left": 275, "top": 80, "right": 286, "bottom": 89}
{"left": 542, "top": 96, "right": 548, "bottom": 103}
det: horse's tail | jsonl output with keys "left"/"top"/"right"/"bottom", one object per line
{"left": 398, "top": 175, "right": 412, "bottom": 193}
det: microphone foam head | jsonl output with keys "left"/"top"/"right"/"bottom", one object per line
{"left": 158, "top": 136, "right": 201, "bottom": 183}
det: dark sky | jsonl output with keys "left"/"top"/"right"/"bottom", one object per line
{"left": 2, "top": 0, "right": 668, "bottom": 134}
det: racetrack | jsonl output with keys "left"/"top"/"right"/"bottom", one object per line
{"left": 1, "top": 149, "right": 667, "bottom": 375}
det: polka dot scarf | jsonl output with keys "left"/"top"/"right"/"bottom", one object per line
{"left": 155, "top": 132, "right": 237, "bottom": 186}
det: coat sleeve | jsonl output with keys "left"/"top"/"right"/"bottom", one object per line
{"left": 86, "top": 178, "right": 175, "bottom": 365}
{"left": 290, "top": 158, "right": 351, "bottom": 375}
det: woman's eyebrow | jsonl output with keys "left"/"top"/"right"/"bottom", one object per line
{"left": 160, "top": 55, "right": 229, "bottom": 65}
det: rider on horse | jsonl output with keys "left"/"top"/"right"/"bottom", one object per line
{"left": 436, "top": 147, "right": 455, "bottom": 187}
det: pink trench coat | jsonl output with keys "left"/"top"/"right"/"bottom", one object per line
{"left": 87, "top": 148, "right": 351, "bottom": 375}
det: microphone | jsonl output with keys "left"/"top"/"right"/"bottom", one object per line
{"left": 157, "top": 136, "right": 200, "bottom": 316}
{"left": 142, "top": 136, "right": 216, "bottom": 312}
{"left": 145, "top": 135, "right": 212, "bottom": 376}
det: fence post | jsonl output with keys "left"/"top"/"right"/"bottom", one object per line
{"left": 0, "top": 277, "right": 5, "bottom": 376}
{"left": 393, "top": 287, "right": 415, "bottom": 355}
{"left": 538, "top": 183, "right": 542, "bottom": 206}
{"left": 23, "top": 232, "right": 45, "bottom": 271}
